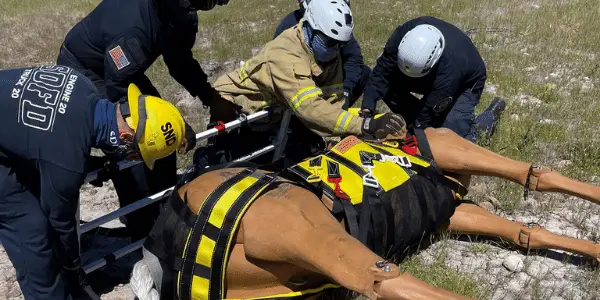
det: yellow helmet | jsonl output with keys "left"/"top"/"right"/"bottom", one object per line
{"left": 122, "top": 84, "right": 186, "bottom": 170}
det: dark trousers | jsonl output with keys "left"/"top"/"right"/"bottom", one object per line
{"left": 0, "top": 161, "right": 72, "bottom": 300}
{"left": 384, "top": 78, "right": 488, "bottom": 142}
{"left": 57, "top": 44, "right": 175, "bottom": 241}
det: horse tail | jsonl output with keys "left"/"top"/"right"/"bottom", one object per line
{"left": 131, "top": 260, "right": 160, "bottom": 300}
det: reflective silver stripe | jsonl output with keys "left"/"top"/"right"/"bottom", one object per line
{"left": 334, "top": 111, "right": 351, "bottom": 133}
{"left": 291, "top": 87, "right": 322, "bottom": 110}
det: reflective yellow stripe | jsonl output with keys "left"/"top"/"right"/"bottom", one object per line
{"left": 196, "top": 236, "right": 216, "bottom": 267}
{"left": 191, "top": 277, "right": 210, "bottom": 300}
{"left": 333, "top": 111, "right": 353, "bottom": 134}
{"left": 228, "top": 283, "right": 340, "bottom": 300}
{"left": 290, "top": 86, "right": 322, "bottom": 110}
{"left": 219, "top": 176, "right": 277, "bottom": 298}
{"left": 208, "top": 176, "right": 259, "bottom": 228}
{"left": 239, "top": 61, "right": 250, "bottom": 87}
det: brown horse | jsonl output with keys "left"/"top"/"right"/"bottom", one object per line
{"left": 130, "top": 127, "right": 600, "bottom": 300}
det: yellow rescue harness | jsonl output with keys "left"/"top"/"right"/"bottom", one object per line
{"left": 156, "top": 137, "right": 466, "bottom": 300}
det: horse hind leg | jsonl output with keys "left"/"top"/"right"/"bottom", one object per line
{"left": 241, "top": 183, "right": 472, "bottom": 300}
{"left": 445, "top": 202, "right": 600, "bottom": 263}
{"left": 424, "top": 127, "right": 600, "bottom": 206}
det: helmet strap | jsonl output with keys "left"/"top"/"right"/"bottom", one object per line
{"left": 133, "top": 95, "right": 148, "bottom": 147}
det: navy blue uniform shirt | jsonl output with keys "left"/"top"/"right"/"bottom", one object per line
{"left": 61, "top": 0, "right": 212, "bottom": 102}
{"left": 273, "top": 9, "right": 366, "bottom": 95}
{"left": 362, "top": 16, "right": 486, "bottom": 117}
{"left": 0, "top": 65, "right": 98, "bottom": 266}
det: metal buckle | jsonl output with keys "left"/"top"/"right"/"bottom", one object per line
{"left": 380, "top": 154, "right": 412, "bottom": 168}
{"left": 362, "top": 165, "right": 380, "bottom": 189}
{"left": 395, "top": 156, "right": 412, "bottom": 167}
{"left": 306, "top": 167, "right": 322, "bottom": 183}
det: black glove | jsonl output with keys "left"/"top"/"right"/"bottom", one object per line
{"left": 197, "top": 86, "right": 219, "bottom": 108}
{"left": 62, "top": 262, "right": 101, "bottom": 300}
{"left": 181, "top": 121, "right": 197, "bottom": 154}
{"left": 361, "top": 113, "right": 407, "bottom": 140}
{"left": 62, "top": 264, "right": 86, "bottom": 296}
{"left": 341, "top": 90, "right": 352, "bottom": 110}
{"left": 359, "top": 109, "right": 374, "bottom": 119}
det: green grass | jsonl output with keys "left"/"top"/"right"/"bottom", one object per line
{"left": 2, "top": 0, "right": 600, "bottom": 297}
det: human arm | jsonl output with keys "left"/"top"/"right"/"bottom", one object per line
{"left": 361, "top": 25, "right": 408, "bottom": 112}
{"left": 340, "top": 37, "right": 365, "bottom": 98}
{"left": 268, "top": 57, "right": 364, "bottom": 137}
{"left": 163, "top": 13, "right": 218, "bottom": 106}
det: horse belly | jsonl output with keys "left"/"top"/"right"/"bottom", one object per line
{"left": 224, "top": 244, "right": 330, "bottom": 299}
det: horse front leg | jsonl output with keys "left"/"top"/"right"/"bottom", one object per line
{"left": 241, "top": 183, "right": 473, "bottom": 300}
{"left": 443, "top": 202, "right": 600, "bottom": 263}
{"left": 424, "top": 127, "right": 600, "bottom": 206}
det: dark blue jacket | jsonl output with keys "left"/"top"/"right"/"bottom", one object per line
{"left": 362, "top": 16, "right": 486, "bottom": 115}
{"left": 274, "top": 9, "right": 365, "bottom": 96}
{"left": 61, "top": 0, "right": 213, "bottom": 102}
{"left": 0, "top": 65, "right": 98, "bottom": 267}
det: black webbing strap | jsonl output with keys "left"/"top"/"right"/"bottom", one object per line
{"left": 358, "top": 190, "right": 372, "bottom": 246}
{"left": 144, "top": 190, "right": 182, "bottom": 263}
{"left": 208, "top": 172, "right": 278, "bottom": 299}
{"left": 413, "top": 128, "right": 433, "bottom": 161}
{"left": 368, "top": 143, "right": 468, "bottom": 199}
{"left": 179, "top": 168, "right": 255, "bottom": 300}
{"left": 324, "top": 151, "right": 395, "bottom": 254}
{"left": 133, "top": 95, "right": 148, "bottom": 147}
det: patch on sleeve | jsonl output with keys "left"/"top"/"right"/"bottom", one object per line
{"left": 333, "top": 136, "right": 362, "bottom": 154}
{"left": 108, "top": 45, "right": 131, "bottom": 70}
{"left": 433, "top": 96, "right": 453, "bottom": 113}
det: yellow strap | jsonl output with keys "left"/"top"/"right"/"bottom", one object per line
{"left": 228, "top": 283, "right": 340, "bottom": 300}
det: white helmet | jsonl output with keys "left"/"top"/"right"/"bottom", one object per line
{"left": 299, "top": 0, "right": 350, "bottom": 10}
{"left": 304, "top": 0, "right": 354, "bottom": 42}
{"left": 397, "top": 24, "right": 445, "bottom": 77}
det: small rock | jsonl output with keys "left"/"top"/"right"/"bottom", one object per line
{"left": 539, "top": 119, "right": 555, "bottom": 124}
{"left": 527, "top": 261, "right": 550, "bottom": 277}
{"left": 503, "top": 255, "right": 524, "bottom": 272}
{"left": 517, "top": 94, "right": 542, "bottom": 106}
{"left": 510, "top": 114, "right": 520, "bottom": 121}
{"left": 7, "top": 281, "right": 22, "bottom": 298}
{"left": 486, "top": 195, "right": 502, "bottom": 208}
{"left": 479, "top": 201, "right": 495, "bottom": 211}
{"left": 251, "top": 46, "right": 263, "bottom": 56}
{"left": 175, "top": 97, "right": 204, "bottom": 117}
{"left": 485, "top": 84, "right": 497, "bottom": 94}
{"left": 557, "top": 160, "right": 572, "bottom": 168}
{"left": 549, "top": 72, "right": 559, "bottom": 78}
{"left": 525, "top": 66, "right": 537, "bottom": 72}
{"left": 582, "top": 81, "right": 594, "bottom": 91}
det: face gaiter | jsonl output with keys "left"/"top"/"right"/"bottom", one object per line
{"left": 303, "top": 23, "right": 339, "bottom": 64}
{"left": 93, "top": 98, "right": 121, "bottom": 149}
